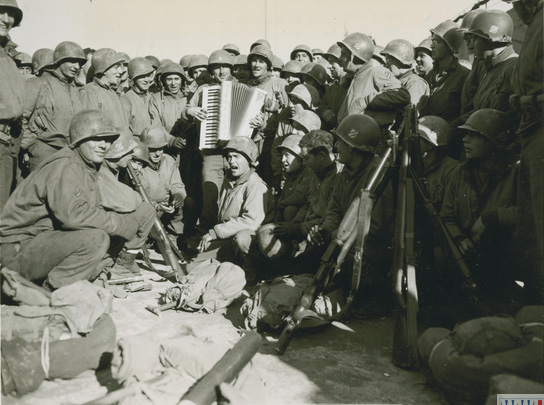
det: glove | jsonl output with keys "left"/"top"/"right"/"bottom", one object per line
{"left": 171, "top": 194, "right": 184, "bottom": 209}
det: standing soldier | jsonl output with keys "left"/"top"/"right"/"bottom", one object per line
{"left": 121, "top": 57, "right": 154, "bottom": 136}
{"left": 0, "top": 0, "right": 25, "bottom": 211}
{"left": 414, "top": 38, "right": 434, "bottom": 78}
{"left": 222, "top": 43, "right": 240, "bottom": 57}
{"left": 21, "top": 41, "right": 86, "bottom": 172}
{"left": 31, "top": 48, "right": 54, "bottom": 77}
{"left": 312, "top": 48, "right": 324, "bottom": 62}
{"left": 79, "top": 48, "right": 129, "bottom": 131}
{"left": 290, "top": 45, "right": 313, "bottom": 63}
{"left": 233, "top": 54, "right": 251, "bottom": 84}
{"left": 13, "top": 51, "right": 31, "bottom": 77}
{"left": 117, "top": 52, "right": 131, "bottom": 94}
{"left": 185, "top": 54, "right": 208, "bottom": 100}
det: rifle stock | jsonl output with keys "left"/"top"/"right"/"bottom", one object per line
{"left": 126, "top": 164, "right": 187, "bottom": 279}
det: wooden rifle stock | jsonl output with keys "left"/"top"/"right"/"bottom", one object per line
{"left": 126, "top": 165, "right": 187, "bottom": 279}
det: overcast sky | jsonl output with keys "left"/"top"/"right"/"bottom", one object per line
{"left": 13, "top": 0, "right": 510, "bottom": 62}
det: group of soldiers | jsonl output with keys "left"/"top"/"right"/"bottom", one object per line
{"left": 0, "top": 0, "right": 542, "bottom": 327}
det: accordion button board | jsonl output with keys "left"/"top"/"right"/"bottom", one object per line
{"left": 199, "top": 81, "right": 268, "bottom": 149}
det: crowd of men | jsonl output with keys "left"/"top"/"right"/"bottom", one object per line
{"left": 0, "top": 0, "right": 542, "bottom": 328}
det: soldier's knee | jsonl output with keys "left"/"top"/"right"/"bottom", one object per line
{"left": 83, "top": 229, "right": 110, "bottom": 254}
{"left": 233, "top": 230, "right": 254, "bottom": 255}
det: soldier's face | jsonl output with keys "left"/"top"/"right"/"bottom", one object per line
{"left": 430, "top": 35, "right": 450, "bottom": 61}
{"left": 148, "top": 147, "right": 164, "bottom": 164}
{"left": 226, "top": 151, "right": 250, "bottom": 178}
{"left": 327, "top": 57, "right": 344, "bottom": 80}
{"left": 415, "top": 51, "right": 433, "bottom": 76}
{"left": 313, "top": 54, "right": 322, "bottom": 62}
{"left": 0, "top": 7, "right": 15, "bottom": 37}
{"left": 473, "top": 36, "right": 491, "bottom": 60}
{"left": 281, "top": 150, "right": 302, "bottom": 173}
{"left": 103, "top": 63, "right": 122, "bottom": 87}
{"left": 293, "top": 51, "right": 310, "bottom": 64}
{"left": 191, "top": 67, "right": 207, "bottom": 80}
{"left": 251, "top": 56, "right": 268, "bottom": 78}
{"left": 234, "top": 65, "right": 251, "bottom": 83}
{"left": 463, "top": 131, "right": 487, "bottom": 160}
{"left": 164, "top": 74, "right": 182, "bottom": 94}
{"left": 339, "top": 47, "right": 356, "bottom": 73}
{"left": 78, "top": 137, "right": 116, "bottom": 165}
{"left": 133, "top": 71, "right": 153, "bottom": 93}
{"left": 211, "top": 64, "right": 232, "bottom": 82}
{"left": 335, "top": 137, "right": 353, "bottom": 164}
{"left": 58, "top": 60, "right": 82, "bottom": 80}
{"left": 18, "top": 65, "right": 32, "bottom": 76}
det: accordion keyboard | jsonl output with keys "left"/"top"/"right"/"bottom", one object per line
{"left": 200, "top": 85, "right": 221, "bottom": 149}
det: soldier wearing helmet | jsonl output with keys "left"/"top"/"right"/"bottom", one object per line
{"left": 420, "top": 21, "right": 470, "bottom": 129}
{"left": 222, "top": 43, "right": 240, "bottom": 57}
{"left": 440, "top": 108, "right": 521, "bottom": 309}
{"left": 0, "top": 0, "right": 26, "bottom": 210}
{"left": 120, "top": 57, "right": 154, "bottom": 136}
{"left": 291, "top": 44, "right": 313, "bottom": 64}
{"left": 21, "top": 41, "right": 86, "bottom": 172}
{"left": 14, "top": 51, "right": 31, "bottom": 76}
{"left": 319, "top": 44, "right": 349, "bottom": 130}
{"left": 116, "top": 52, "right": 131, "bottom": 94}
{"left": 381, "top": 39, "right": 429, "bottom": 110}
{"left": 191, "top": 136, "right": 272, "bottom": 269}
{"left": 31, "top": 48, "right": 54, "bottom": 77}
{"left": 271, "top": 55, "right": 284, "bottom": 78}
{"left": 336, "top": 32, "right": 410, "bottom": 127}
{"left": 280, "top": 60, "right": 303, "bottom": 92}
{"left": 0, "top": 109, "right": 155, "bottom": 290}
{"left": 79, "top": 48, "right": 129, "bottom": 132}
{"left": 185, "top": 54, "right": 209, "bottom": 98}
{"left": 233, "top": 54, "right": 250, "bottom": 84}
{"left": 149, "top": 62, "right": 187, "bottom": 133}
{"left": 415, "top": 38, "right": 434, "bottom": 77}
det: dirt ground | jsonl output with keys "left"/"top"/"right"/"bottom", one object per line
{"left": 2, "top": 252, "right": 450, "bottom": 405}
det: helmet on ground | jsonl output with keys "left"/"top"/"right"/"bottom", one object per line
{"left": 131, "top": 140, "right": 151, "bottom": 166}
{"left": 53, "top": 41, "right": 86, "bottom": 65}
{"left": 431, "top": 21, "right": 462, "bottom": 53}
{"left": 141, "top": 126, "right": 169, "bottom": 148}
{"left": 179, "top": 54, "right": 193, "bottom": 69}
{"left": 290, "top": 44, "right": 313, "bottom": 61}
{"left": 250, "top": 39, "right": 271, "bottom": 51}
{"left": 257, "top": 224, "right": 289, "bottom": 260}
{"left": 224, "top": 136, "right": 259, "bottom": 165}
{"left": 415, "top": 38, "right": 432, "bottom": 55}
{"left": 144, "top": 55, "right": 160, "bottom": 69}
{"left": 248, "top": 45, "right": 273, "bottom": 67}
{"left": 468, "top": 10, "right": 514, "bottom": 43}
{"left": 234, "top": 54, "right": 248, "bottom": 66}
{"left": 337, "top": 32, "right": 375, "bottom": 63}
{"left": 128, "top": 57, "right": 154, "bottom": 79}
{"left": 69, "top": 109, "right": 119, "bottom": 147}
{"left": 222, "top": 43, "right": 240, "bottom": 56}
{"left": 281, "top": 60, "right": 303, "bottom": 76}
{"left": 0, "top": 0, "right": 22, "bottom": 27}
{"left": 292, "top": 110, "right": 321, "bottom": 133}
{"left": 458, "top": 108, "right": 511, "bottom": 140}
{"left": 460, "top": 8, "right": 485, "bottom": 31}
{"left": 323, "top": 43, "right": 342, "bottom": 61}
{"left": 312, "top": 48, "right": 324, "bottom": 56}
{"left": 188, "top": 54, "right": 208, "bottom": 72}
{"left": 208, "top": 49, "right": 234, "bottom": 68}
{"left": 300, "top": 129, "right": 334, "bottom": 154}
{"left": 288, "top": 83, "right": 320, "bottom": 110}
{"left": 300, "top": 62, "right": 327, "bottom": 87}
{"left": 335, "top": 114, "right": 380, "bottom": 153}
{"left": 92, "top": 48, "right": 125, "bottom": 75}
{"left": 32, "top": 48, "right": 54, "bottom": 73}
{"left": 160, "top": 62, "right": 187, "bottom": 82}
{"left": 418, "top": 116, "right": 450, "bottom": 147}
{"left": 277, "top": 134, "right": 303, "bottom": 157}
{"left": 381, "top": 39, "right": 415, "bottom": 66}
{"left": 117, "top": 52, "right": 130, "bottom": 65}
{"left": 272, "top": 55, "right": 284, "bottom": 70}
{"left": 106, "top": 130, "right": 138, "bottom": 159}
{"left": 14, "top": 51, "right": 31, "bottom": 65}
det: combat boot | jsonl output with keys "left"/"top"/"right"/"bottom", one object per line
{"left": 113, "top": 248, "right": 141, "bottom": 276}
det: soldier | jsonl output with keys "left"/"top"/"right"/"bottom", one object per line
{"left": 144, "top": 55, "right": 160, "bottom": 93}
{"left": 280, "top": 60, "right": 303, "bottom": 93}
{"left": 79, "top": 48, "right": 129, "bottom": 131}
{"left": 117, "top": 51, "right": 131, "bottom": 94}
{"left": 457, "top": 8, "right": 484, "bottom": 68}
{"left": 312, "top": 48, "right": 324, "bottom": 62}
{"left": 13, "top": 51, "right": 31, "bottom": 76}
{"left": 414, "top": 38, "right": 434, "bottom": 77}
{"left": 321, "top": 43, "right": 349, "bottom": 130}
{"left": 0, "top": 0, "right": 25, "bottom": 211}
{"left": 250, "top": 38, "right": 271, "bottom": 51}
{"left": 186, "top": 54, "right": 209, "bottom": 100}
{"left": 30, "top": 48, "right": 54, "bottom": 77}
{"left": 290, "top": 44, "right": 313, "bottom": 63}
{"left": 271, "top": 55, "right": 284, "bottom": 78}
{"left": 0, "top": 110, "right": 153, "bottom": 290}
{"left": 120, "top": 57, "right": 154, "bottom": 136}
{"left": 233, "top": 54, "right": 250, "bottom": 84}
{"left": 222, "top": 43, "right": 240, "bottom": 57}
{"left": 21, "top": 41, "right": 86, "bottom": 172}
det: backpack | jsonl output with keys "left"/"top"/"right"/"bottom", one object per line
{"left": 165, "top": 259, "right": 246, "bottom": 313}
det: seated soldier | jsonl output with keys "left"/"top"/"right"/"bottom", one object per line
{"left": 440, "top": 108, "right": 521, "bottom": 313}
{"left": 189, "top": 137, "right": 273, "bottom": 268}
{"left": 138, "top": 125, "right": 187, "bottom": 237}
{"left": 0, "top": 110, "right": 153, "bottom": 290}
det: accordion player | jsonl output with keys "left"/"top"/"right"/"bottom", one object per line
{"left": 199, "top": 81, "right": 268, "bottom": 149}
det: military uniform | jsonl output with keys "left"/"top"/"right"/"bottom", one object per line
{"left": 120, "top": 88, "right": 152, "bottom": 136}
{"left": 79, "top": 78, "right": 129, "bottom": 132}
{"left": 275, "top": 165, "right": 312, "bottom": 222}
{"left": 149, "top": 89, "right": 187, "bottom": 133}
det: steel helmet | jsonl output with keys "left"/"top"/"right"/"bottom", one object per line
{"left": 312, "top": 48, "right": 324, "bottom": 56}
{"left": 257, "top": 224, "right": 289, "bottom": 260}
{"left": 160, "top": 58, "right": 174, "bottom": 66}
{"left": 117, "top": 52, "right": 130, "bottom": 65}
{"left": 443, "top": 27, "right": 465, "bottom": 54}
{"left": 430, "top": 20, "right": 461, "bottom": 52}
{"left": 381, "top": 39, "right": 415, "bottom": 66}
{"left": 277, "top": 134, "right": 303, "bottom": 157}
{"left": 300, "top": 62, "right": 328, "bottom": 87}
{"left": 144, "top": 55, "right": 160, "bottom": 69}
{"left": 32, "top": 48, "right": 54, "bottom": 73}
{"left": 281, "top": 60, "right": 303, "bottom": 76}
{"left": 415, "top": 38, "right": 432, "bottom": 55}
{"left": 272, "top": 55, "right": 284, "bottom": 70}
{"left": 128, "top": 57, "right": 154, "bottom": 79}
{"left": 160, "top": 62, "right": 187, "bottom": 82}
{"left": 222, "top": 43, "right": 240, "bottom": 56}
{"left": 53, "top": 41, "right": 86, "bottom": 66}
{"left": 105, "top": 130, "right": 138, "bottom": 159}
{"left": 468, "top": 10, "right": 514, "bottom": 43}
{"left": 458, "top": 108, "right": 511, "bottom": 140}
{"left": 288, "top": 83, "right": 320, "bottom": 110}
{"left": 224, "top": 136, "right": 259, "bottom": 165}
{"left": 323, "top": 43, "right": 342, "bottom": 61}
{"left": 131, "top": 139, "right": 151, "bottom": 166}
{"left": 179, "top": 54, "right": 193, "bottom": 69}
{"left": 372, "top": 45, "right": 386, "bottom": 65}
{"left": 290, "top": 44, "right": 313, "bottom": 61}
{"left": 69, "top": 109, "right": 120, "bottom": 148}
{"left": 337, "top": 32, "right": 375, "bottom": 63}
{"left": 460, "top": 8, "right": 485, "bottom": 31}
{"left": 141, "top": 126, "right": 169, "bottom": 148}
{"left": 234, "top": 54, "right": 248, "bottom": 66}
{"left": 14, "top": 52, "right": 31, "bottom": 65}
{"left": 335, "top": 114, "right": 380, "bottom": 153}
{"left": 248, "top": 45, "right": 273, "bottom": 67}
{"left": 0, "top": 0, "right": 22, "bottom": 27}
{"left": 418, "top": 116, "right": 450, "bottom": 147}
{"left": 292, "top": 110, "right": 322, "bottom": 133}
{"left": 208, "top": 49, "right": 234, "bottom": 68}
{"left": 188, "top": 54, "right": 208, "bottom": 72}
{"left": 92, "top": 48, "right": 124, "bottom": 75}
{"left": 300, "top": 129, "right": 334, "bottom": 154}
{"left": 250, "top": 39, "right": 271, "bottom": 51}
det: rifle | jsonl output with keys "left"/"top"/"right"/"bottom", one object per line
{"left": 277, "top": 147, "right": 394, "bottom": 354}
{"left": 126, "top": 164, "right": 187, "bottom": 281}
{"left": 391, "top": 104, "right": 419, "bottom": 369}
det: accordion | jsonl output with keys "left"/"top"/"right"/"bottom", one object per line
{"left": 199, "top": 81, "right": 268, "bottom": 149}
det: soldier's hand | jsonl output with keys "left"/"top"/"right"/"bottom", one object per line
{"left": 188, "top": 107, "right": 207, "bottom": 121}
{"left": 470, "top": 216, "right": 486, "bottom": 245}
{"left": 197, "top": 233, "right": 213, "bottom": 252}
{"left": 171, "top": 137, "right": 186, "bottom": 150}
{"left": 171, "top": 194, "right": 184, "bottom": 209}
{"left": 307, "top": 225, "right": 325, "bottom": 246}
{"left": 249, "top": 112, "right": 265, "bottom": 130}
{"left": 322, "top": 108, "right": 336, "bottom": 124}
{"left": 459, "top": 238, "right": 475, "bottom": 255}
{"left": 157, "top": 202, "right": 175, "bottom": 213}
{"left": 273, "top": 222, "right": 294, "bottom": 237}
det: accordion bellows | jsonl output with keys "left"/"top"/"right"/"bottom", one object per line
{"left": 199, "top": 81, "right": 268, "bottom": 149}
